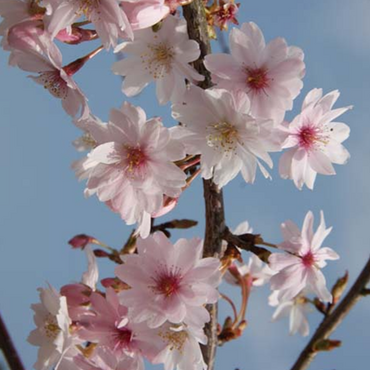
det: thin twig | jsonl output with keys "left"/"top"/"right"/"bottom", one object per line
{"left": 290, "top": 256, "right": 370, "bottom": 370}
{"left": 183, "top": 2, "right": 225, "bottom": 370}
{"left": 0, "top": 312, "right": 25, "bottom": 370}
{"left": 223, "top": 228, "right": 271, "bottom": 263}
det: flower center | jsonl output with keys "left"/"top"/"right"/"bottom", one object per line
{"left": 142, "top": 43, "right": 175, "bottom": 79}
{"left": 297, "top": 124, "right": 328, "bottom": 150}
{"left": 78, "top": 0, "right": 101, "bottom": 18}
{"left": 44, "top": 315, "right": 61, "bottom": 340}
{"left": 38, "top": 71, "right": 68, "bottom": 99}
{"left": 159, "top": 326, "right": 188, "bottom": 352}
{"left": 151, "top": 266, "right": 182, "bottom": 298}
{"left": 245, "top": 67, "right": 269, "bottom": 93}
{"left": 113, "top": 327, "right": 132, "bottom": 351}
{"left": 301, "top": 251, "right": 316, "bottom": 267}
{"left": 207, "top": 121, "right": 239, "bottom": 153}
{"left": 124, "top": 145, "right": 147, "bottom": 174}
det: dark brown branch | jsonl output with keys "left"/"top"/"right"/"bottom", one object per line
{"left": 290, "top": 256, "right": 370, "bottom": 370}
{"left": 182, "top": 2, "right": 225, "bottom": 370}
{"left": 0, "top": 312, "right": 25, "bottom": 370}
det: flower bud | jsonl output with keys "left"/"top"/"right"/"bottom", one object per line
{"left": 68, "top": 234, "right": 96, "bottom": 249}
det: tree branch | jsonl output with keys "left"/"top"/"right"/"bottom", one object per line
{"left": 290, "top": 255, "right": 370, "bottom": 370}
{"left": 182, "top": 2, "right": 226, "bottom": 370}
{"left": 0, "top": 312, "right": 25, "bottom": 370}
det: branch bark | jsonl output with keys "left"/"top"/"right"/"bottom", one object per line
{"left": 182, "top": 3, "right": 226, "bottom": 370}
{"left": 291, "top": 255, "right": 370, "bottom": 370}
{"left": 0, "top": 312, "right": 25, "bottom": 370}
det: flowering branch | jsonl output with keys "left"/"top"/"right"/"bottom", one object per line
{"left": 290, "top": 256, "right": 370, "bottom": 370}
{"left": 0, "top": 312, "right": 25, "bottom": 370}
{"left": 183, "top": 2, "right": 226, "bottom": 369}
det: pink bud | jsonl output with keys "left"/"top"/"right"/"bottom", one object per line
{"left": 68, "top": 234, "right": 95, "bottom": 249}
{"left": 56, "top": 27, "right": 98, "bottom": 45}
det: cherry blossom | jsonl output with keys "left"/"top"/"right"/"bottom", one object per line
{"left": 172, "top": 87, "right": 279, "bottom": 188}
{"left": 7, "top": 21, "right": 89, "bottom": 118}
{"left": 279, "top": 88, "right": 352, "bottom": 190}
{"left": 269, "top": 291, "right": 312, "bottom": 337}
{"left": 269, "top": 211, "right": 339, "bottom": 303}
{"left": 152, "top": 323, "right": 207, "bottom": 370}
{"left": 204, "top": 22, "right": 305, "bottom": 123}
{"left": 28, "top": 284, "right": 75, "bottom": 370}
{"left": 81, "top": 102, "right": 186, "bottom": 238}
{"left": 44, "top": 0, "right": 133, "bottom": 49}
{"left": 225, "top": 254, "right": 275, "bottom": 287}
{"left": 0, "top": 0, "right": 46, "bottom": 38}
{"left": 78, "top": 288, "right": 162, "bottom": 364}
{"left": 112, "top": 15, "right": 204, "bottom": 105}
{"left": 115, "top": 232, "right": 221, "bottom": 328}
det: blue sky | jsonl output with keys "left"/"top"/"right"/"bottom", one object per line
{"left": 0, "top": 0, "right": 370, "bottom": 369}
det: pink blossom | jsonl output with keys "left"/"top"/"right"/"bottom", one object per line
{"left": 172, "top": 87, "right": 280, "bottom": 188}
{"left": 269, "top": 211, "right": 339, "bottom": 303}
{"left": 112, "top": 15, "right": 204, "bottom": 105}
{"left": 204, "top": 22, "right": 305, "bottom": 123}
{"left": 7, "top": 21, "right": 89, "bottom": 118}
{"left": 61, "top": 246, "right": 98, "bottom": 321}
{"left": 269, "top": 291, "right": 312, "bottom": 337}
{"left": 0, "top": 0, "right": 46, "bottom": 38}
{"left": 120, "top": 0, "right": 169, "bottom": 31}
{"left": 115, "top": 232, "right": 221, "bottom": 328}
{"left": 225, "top": 254, "right": 275, "bottom": 287}
{"left": 74, "top": 347, "right": 144, "bottom": 370}
{"left": 152, "top": 323, "right": 207, "bottom": 370}
{"left": 28, "top": 284, "right": 75, "bottom": 370}
{"left": 78, "top": 288, "right": 162, "bottom": 362}
{"left": 279, "top": 88, "right": 352, "bottom": 190}
{"left": 81, "top": 102, "right": 186, "bottom": 238}
{"left": 44, "top": 0, "right": 133, "bottom": 49}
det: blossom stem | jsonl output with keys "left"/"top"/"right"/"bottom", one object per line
{"left": 290, "top": 256, "right": 370, "bottom": 370}
{"left": 0, "top": 313, "right": 25, "bottom": 370}
{"left": 183, "top": 1, "right": 225, "bottom": 369}
{"left": 220, "top": 293, "right": 238, "bottom": 323}
{"left": 233, "top": 275, "right": 252, "bottom": 330}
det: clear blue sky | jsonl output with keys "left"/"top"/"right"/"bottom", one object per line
{"left": 0, "top": 0, "right": 369, "bottom": 369}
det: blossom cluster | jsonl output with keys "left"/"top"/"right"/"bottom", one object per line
{"left": 29, "top": 234, "right": 221, "bottom": 370}
{"left": 0, "top": 0, "right": 351, "bottom": 368}
{"left": 224, "top": 211, "right": 339, "bottom": 337}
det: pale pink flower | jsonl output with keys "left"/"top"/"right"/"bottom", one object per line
{"left": 44, "top": 0, "right": 133, "bottom": 49}
{"left": 204, "top": 22, "right": 305, "bottom": 123}
{"left": 28, "top": 284, "right": 74, "bottom": 370}
{"left": 225, "top": 254, "right": 275, "bottom": 287}
{"left": 120, "top": 0, "right": 170, "bottom": 31}
{"left": 112, "top": 15, "right": 204, "bottom": 105}
{"left": 0, "top": 0, "right": 46, "bottom": 38}
{"left": 74, "top": 347, "right": 144, "bottom": 370}
{"left": 82, "top": 102, "right": 186, "bottom": 238}
{"left": 60, "top": 246, "right": 98, "bottom": 321}
{"left": 279, "top": 88, "right": 352, "bottom": 190}
{"left": 269, "top": 291, "right": 312, "bottom": 337}
{"left": 115, "top": 232, "right": 221, "bottom": 328}
{"left": 7, "top": 21, "right": 88, "bottom": 118}
{"left": 78, "top": 288, "right": 162, "bottom": 363}
{"left": 152, "top": 323, "right": 207, "bottom": 370}
{"left": 172, "top": 87, "right": 279, "bottom": 188}
{"left": 269, "top": 211, "right": 339, "bottom": 303}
